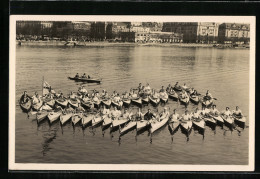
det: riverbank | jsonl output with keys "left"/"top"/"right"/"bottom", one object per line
{"left": 16, "top": 40, "right": 249, "bottom": 48}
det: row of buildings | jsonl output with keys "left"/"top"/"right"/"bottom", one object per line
{"left": 16, "top": 21, "right": 250, "bottom": 44}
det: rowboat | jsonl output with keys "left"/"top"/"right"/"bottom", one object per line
{"left": 173, "top": 86, "right": 182, "bottom": 91}
{"left": 68, "top": 77, "right": 102, "bottom": 84}
{"left": 149, "top": 96, "right": 160, "bottom": 106}
{"left": 212, "top": 115, "right": 224, "bottom": 126}
{"left": 180, "top": 120, "right": 192, "bottom": 134}
{"left": 202, "top": 97, "right": 213, "bottom": 108}
{"left": 48, "top": 111, "right": 62, "bottom": 124}
{"left": 179, "top": 96, "right": 189, "bottom": 105}
{"left": 203, "top": 116, "right": 217, "bottom": 127}
{"left": 131, "top": 97, "right": 142, "bottom": 106}
{"left": 150, "top": 113, "right": 169, "bottom": 134}
{"left": 233, "top": 115, "right": 246, "bottom": 128}
{"left": 141, "top": 96, "right": 150, "bottom": 104}
{"left": 101, "top": 98, "right": 112, "bottom": 108}
{"left": 136, "top": 120, "right": 151, "bottom": 132}
{"left": 20, "top": 100, "right": 32, "bottom": 112}
{"left": 60, "top": 113, "right": 72, "bottom": 125}
{"left": 55, "top": 98, "right": 68, "bottom": 108}
{"left": 43, "top": 98, "right": 55, "bottom": 107}
{"left": 71, "top": 113, "right": 83, "bottom": 126}
{"left": 32, "top": 100, "right": 43, "bottom": 111}
{"left": 68, "top": 98, "right": 79, "bottom": 108}
{"left": 110, "top": 117, "right": 129, "bottom": 131}
{"left": 168, "top": 120, "right": 180, "bottom": 134}
{"left": 102, "top": 115, "right": 112, "bottom": 129}
{"left": 160, "top": 92, "right": 168, "bottom": 103}
{"left": 36, "top": 110, "right": 49, "bottom": 123}
{"left": 168, "top": 92, "right": 178, "bottom": 101}
{"left": 221, "top": 115, "right": 234, "bottom": 129}
{"left": 119, "top": 121, "right": 137, "bottom": 135}
{"left": 82, "top": 114, "right": 93, "bottom": 127}
{"left": 189, "top": 94, "right": 200, "bottom": 104}
{"left": 192, "top": 118, "right": 205, "bottom": 131}
{"left": 92, "top": 114, "right": 104, "bottom": 127}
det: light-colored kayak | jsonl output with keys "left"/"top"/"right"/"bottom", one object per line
{"left": 222, "top": 115, "right": 234, "bottom": 126}
{"left": 119, "top": 121, "right": 137, "bottom": 135}
{"left": 81, "top": 101, "right": 92, "bottom": 109}
{"left": 110, "top": 117, "right": 129, "bottom": 130}
{"left": 112, "top": 100, "right": 123, "bottom": 108}
{"left": 48, "top": 111, "right": 62, "bottom": 123}
{"left": 36, "top": 110, "right": 49, "bottom": 123}
{"left": 202, "top": 98, "right": 213, "bottom": 107}
{"left": 131, "top": 97, "right": 142, "bottom": 106}
{"left": 203, "top": 117, "right": 217, "bottom": 126}
{"left": 142, "top": 96, "right": 150, "bottom": 104}
{"left": 72, "top": 113, "right": 82, "bottom": 125}
{"left": 101, "top": 98, "right": 112, "bottom": 107}
{"left": 122, "top": 98, "right": 131, "bottom": 106}
{"left": 168, "top": 92, "right": 178, "bottom": 101}
{"left": 149, "top": 96, "right": 160, "bottom": 106}
{"left": 32, "top": 100, "right": 43, "bottom": 111}
{"left": 56, "top": 98, "right": 68, "bottom": 107}
{"left": 213, "top": 115, "right": 224, "bottom": 124}
{"left": 136, "top": 120, "right": 150, "bottom": 132}
{"left": 150, "top": 113, "right": 169, "bottom": 133}
{"left": 168, "top": 121, "right": 180, "bottom": 134}
{"left": 43, "top": 98, "right": 55, "bottom": 107}
{"left": 68, "top": 99, "right": 79, "bottom": 108}
{"left": 159, "top": 92, "right": 168, "bottom": 103}
{"left": 102, "top": 115, "right": 112, "bottom": 128}
{"left": 189, "top": 95, "right": 200, "bottom": 104}
{"left": 192, "top": 119, "right": 205, "bottom": 130}
{"left": 60, "top": 113, "right": 72, "bottom": 125}
{"left": 234, "top": 116, "right": 246, "bottom": 124}
{"left": 180, "top": 120, "right": 192, "bottom": 133}
{"left": 179, "top": 96, "right": 189, "bottom": 105}
{"left": 93, "top": 99, "right": 101, "bottom": 108}
{"left": 82, "top": 114, "right": 93, "bottom": 127}
{"left": 92, "top": 114, "right": 104, "bottom": 127}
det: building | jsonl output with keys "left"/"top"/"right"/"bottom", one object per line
{"left": 90, "top": 22, "right": 106, "bottom": 40}
{"left": 134, "top": 31, "right": 183, "bottom": 43}
{"left": 218, "top": 23, "right": 250, "bottom": 44}
{"left": 196, "top": 22, "right": 219, "bottom": 43}
{"left": 40, "top": 21, "right": 53, "bottom": 29}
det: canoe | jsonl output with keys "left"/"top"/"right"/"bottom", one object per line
{"left": 136, "top": 120, "right": 150, "bottom": 132}
{"left": 203, "top": 117, "right": 217, "bottom": 126}
{"left": 110, "top": 117, "right": 129, "bottom": 131}
{"left": 149, "top": 96, "right": 160, "bottom": 106}
{"left": 122, "top": 98, "right": 131, "bottom": 106}
{"left": 102, "top": 115, "right": 112, "bottom": 128}
{"left": 43, "top": 98, "right": 56, "bottom": 107}
{"left": 221, "top": 115, "right": 234, "bottom": 128}
{"left": 55, "top": 98, "right": 68, "bottom": 108}
{"left": 212, "top": 115, "right": 224, "bottom": 125}
{"left": 173, "top": 86, "right": 182, "bottom": 91}
{"left": 32, "top": 100, "right": 43, "bottom": 111}
{"left": 72, "top": 113, "right": 82, "bottom": 126}
{"left": 119, "top": 121, "right": 137, "bottom": 135}
{"left": 168, "top": 121, "right": 180, "bottom": 134}
{"left": 20, "top": 100, "right": 32, "bottom": 112}
{"left": 68, "top": 77, "right": 102, "bottom": 83}
{"left": 68, "top": 98, "right": 79, "bottom": 108}
{"left": 168, "top": 92, "right": 178, "bottom": 101}
{"left": 150, "top": 113, "right": 169, "bottom": 134}
{"left": 82, "top": 114, "right": 93, "bottom": 127}
{"left": 202, "top": 97, "right": 213, "bottom": 108}
{"left": 189, "top": 94, "right": 200, "bottom": 104}
{"left": 60, "top": 113, "right": 72, "bottom": 125}
{"left": 192, "top": 118, "right": 205, "bottom": 130}
{"left": 48, "top": 111, "right": 62, "bottom": 124}
{"left": 179, "top": 96, "right": 189, "bottom": 105}
{"left": 180, "top": 120, "right": 193, "bottom": 134}
{"left": 131, "top": 97, "right": 142, "bottom": 106}
{"left": 36, "top": 110, "right": 49, "bottom": 123}
{"left": 233, "top": 115, "right": 246, "bottom": 127}
{"left": 92, "top": 114, "right": 104, "bottom": 127}
{"left": 101, "top": 98, "right": 112, "bottom": 108}
{"left": 141, "top": 96, "right": 150, "bottom": 104}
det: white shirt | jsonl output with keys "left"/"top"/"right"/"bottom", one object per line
{"left": 193, "top": 111, "right": 200, "bottom": 118}
{"left": 182, "top": 113, "right": 191, "bottom": 121}
{"left": 224, "top": 110, "right": 231, "bottom": 116}
{"left": 171, "top": 113, "right": 179, "bottom": 120}
{"left": 102, "top": 108, "right": 110, "bottom": 115}
{"left": 111, "top": 110, "right": 121, "bottom": 118}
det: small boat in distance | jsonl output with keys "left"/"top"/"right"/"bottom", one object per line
{"left": 68, "top": 76, "right": 102, "bottom": 84}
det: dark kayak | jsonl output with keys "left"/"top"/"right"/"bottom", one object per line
{"left": 68, "top": 77, "right": 102, "bottom": 83}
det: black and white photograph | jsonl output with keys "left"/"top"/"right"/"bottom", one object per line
{"left": 9, "top": 16, "right": 255, "bottom": 171}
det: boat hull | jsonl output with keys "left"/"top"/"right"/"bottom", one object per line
{"left": 60, "top": 113, "right": 72, "bottom": 125}
{"left": 20, "top": 100, "right": 32, "bottom": 112}
{"left": 36, "top": 111, "right": 49, "bottom": 123}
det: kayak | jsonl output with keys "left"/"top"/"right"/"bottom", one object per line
{"left": 92, "top": 114, "right": 104, "bottom": 127}
{"left": 43, "top": 98, "right": 55, "bottom": 107}
{"left": 110, "top": 117, "right": 129, "bottom": 131}
{"left": 149, "top": 96, "right": 160, "bottom": 106}
{"left": 82, "top": 114, "right": 93, "bottom": 127}
{"left": 68, "top": 77, "right": 102, "bottom": 84}
{"left": 136, "top": 120, "right": 151, "bottom": 132}
{"left": 20, "top": 100, "right": 32, "bottom": 112}
{"left": 36, "top": 110, "right": 49, "bottom": 123}
{"left": 192, "top": 118, "right": 205, "bottom": 131}
{"left": 81, "top": 101, "right": 93, "bottom": 109}
{"left": 122, "top": 98, "right": 131, "bottom": 106}
{"left": 180, "top": 120, "right": 192, "bottom": 134}
{"left": 112, "top": 100, "right": 123, "bottom": 109}
{"left": 55, "top": 98, "right": 68, "bottom": 108}
{"left": 173, "top": 86, "right": 182, "bottom": 91}
{"left": 48, "top": 111, "right": 62, "bottom": 124}
{"left": 168, "top": 120, "right": 180, "bottom": 134}
{"left": 32, "top": 100, "right": 43, "bottom": 111}
{"left": 202, "top": 97, "right": 213, "bottom": 108}
{"left": 68, "top": 98, "right": 79, "bottom": 108}
{"left": 168, "top": 92, "right": 178, "bottom": 101}
{"left": 60, "top": 113, "right": 72, "bottom": 125}
{"left": 233, "top": 115, "right": 246, "bottom": 128}
{"left": 160, "top": 93, "right": 168, "bottom": 103}
{"left": 203, "top": 116, "right": 217, "bottom": 127}
{"left": 119, "top": 121, "right": 137, "bottom": 135}
{"left": 101, "top": 98, "right": 112, "bottom": 108}
{"left": 179, "top": 96, "right": 189, "bottom": 105}
{"left": 131, "top": 97, "right": 142, "bottom": 106}
{"left": 150, "top": 113, "right": 169, "bottom": 134}
{"left": 141, "top": 96, "right": 150, "bottom": 104}
{"left": 221, "top": 115, "right": 234, "bottom": 129}
{"left": 102, "top": 115, "right": 112, "bottom": 128}
{"left": 212, "top": 115, "right": 224, "bottom": 126}
{"left": 72, "top": 113, "right": 83, "bottom": 126}
{"left": 93, "top": 99, "right": 101, "bottom": 109}
{"left": 189, "top": 94, "right": 200, "bottom": 104}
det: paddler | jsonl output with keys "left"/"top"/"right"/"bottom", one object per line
{"left": 232, "top": 106, "right": 243, "bottom": 118}
{"left": 209, "top": 104, "right": 220, "bottom": 116}
{"left": 20, "top": 91, "right": 31, "bottom": 103}
{"left": 221, "top": 107, "right": 232, "bottom": 119}
{"left": 78, "top": 85, "right": 88, "bottom": 94}
{"left": 75, "top": 73, "right": 79, "bottom": 78}
{"left": 180, "top": 89, "right": 188, "bottom": 99}
{"left": 182, "top": 110, "right": 191, "bottom": 121}
{"left": 136, "top": 108, "right": 144, "bottom": 120}
{"left": 189, "top": 88, "right": 195, "bottom": 95}
{"left": 111, "top": 90, "right": 117, "bottom": 98}
{"left": 92, "top": 93, "right": 99, "bottom": 102}
{"left": 111, "top": 106, "right": 121, "bottom": 119}
{"left": 32, "top": 92, "right": 41, "bottom": 104}
{"left": 102, "top": 105, "right": 110, "bottom": 115}
{"left": 200, "top": 106, "right": 210, "bottom": 117}
{"left": 137, "top": 83, "right": 143, "bottom": 92}
{"left": 159, "top": 86, "right": 165, "bottom": 93}
{"left": 103, "top": 91, "right": 109, "bottom": 98}
{"left": 174, "top": 82, "right": 180, "bottom": 89}
{"left": 114, "top": 93, "right": 121, "bottom": 103}
{"left": 65, "top": 104, "right": 74, "bottom": 113}
{"left": 159, "top": 107, "right": 169, "bottom": 121}
{"left": 205, "top": 90, "right": 213, "bottom": 100}
{"left": 101, "top": 89, "right": 106, "bottom": 97}
{"left": 182, "top": 83, "right": 188, "bottom": 90}
{"left": 58, "top": 93, "right": 65, "bottom": 99}
{"left": 166, "top": 84, "right": 172, "bottom": 92}
{"left": 170, "top": 109, "right": 180, "bottom": 121}
{"left": 192, "top": 108, "right": 201, "bottom": 120}
{"left": 121, "top": 108, "right": 132, "bottom": 120}
{"left": 76, "top": 103, "right": 85, "bottom": 112}
{"left": 40, "top": 102, "right": 52, "bottom": 111}
{"left": 82, "top": 73, "right": 87, "bottom": 78}
{"left": 144, "top": 109, "right": 156, "bottom": 121}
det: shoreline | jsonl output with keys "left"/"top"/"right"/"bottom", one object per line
{"left": 16, "top": 40, "right": 250, "bottom": 48}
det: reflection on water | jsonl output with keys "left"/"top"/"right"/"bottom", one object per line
{"left": 15, "top": 46, "right": 249, "bottom": 164}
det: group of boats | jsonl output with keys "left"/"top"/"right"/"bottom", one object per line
{"left": 19, "top": 82, "right": 246, "bottom": 138}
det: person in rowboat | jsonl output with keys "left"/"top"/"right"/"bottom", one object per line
{"left": 20, "top": 91, "right": 31, "bottom": 103}
{"left": 82, "top": 73, "right": 87, "bottom": 78}
{"left": 158, "top": 108, "right": 169, "bottom": 121}
{"left": 204, "top": 90, "right": 213, "bottom": 100}
{"left": 75, "top": 73, "right": 79, "bottom": 78}
{"left": 136, "top": 108, "right": 144, "bottom": 121}
{"left": 222, "top": 107, "right": 232, "bottom": 117}
{"left": 200, "top": 106, "right": 210, "bottom": 117}
{"left": 180, "top": 89, "right": 188, "bottom": 99}
{"left": 232, "top": 106, "right": 243, "bottom": 118}
{"left": 209, "top": 105, "right": 220, "bottom": 116}
{"left": 88, "top": 75, "right": 91, "bottom": 79}
{"left": 32, "top": 92, "right": 41, "bottom": 104}
{"left": 152, "top": 90, "right": 160, "bottom": 99}
{"left": 159, "top": 86, "right": 165, "bottom": 93}
{"left": 166, "top": 84, "right": 172, "bottom": 92}
{"left": 40, "top": 102, "right": 52, "bottom": 111}
{"left": 192, "top": 108, "right": 201, "bottom": 121}
{"left": 181, "top": 110, "right": 191, "bottom": 121}
{"left": 144, "top": 109, "right": 156, "bottom": 121}
{"left": 170, "top": 109, "right": 180, "bottom": 121}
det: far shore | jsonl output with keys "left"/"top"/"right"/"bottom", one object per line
{"left": 16, "top": 40, "right": 249, "bottom": 49}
